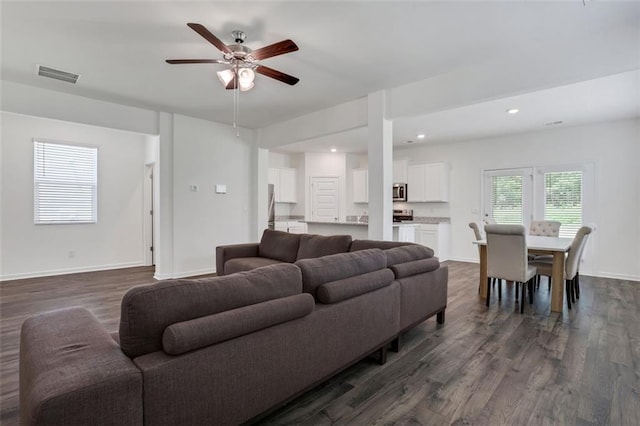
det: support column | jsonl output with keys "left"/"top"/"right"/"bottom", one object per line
{"left": 254, "top": 145, "right": 269, "bottom": 241}
{"left": 367, "top": 91, "right": 393, "bottom": 241}
{"left": 154, "top": 112, "right": 174, "bottom": 279}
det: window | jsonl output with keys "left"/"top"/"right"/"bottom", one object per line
{"left": 484, "top": 165, "right": 592, "bottom": 238}
{"left": 34, "top": 140, "right": 98, "bottom": 224}
{"left": 543, "top": 170, "right": 582, "bottom": 238}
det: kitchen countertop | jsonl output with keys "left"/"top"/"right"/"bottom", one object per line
{"left": 303, "top": 221, "right": 419, "bottom": 227}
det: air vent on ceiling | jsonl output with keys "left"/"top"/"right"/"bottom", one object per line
{"left": 37, "top": 65, "right": 80, "bottom": 84}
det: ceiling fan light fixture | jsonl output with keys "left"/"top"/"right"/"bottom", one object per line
{"left": 216, "top": 69, "right": 235, "bottom": 87}
{"left": 238, "top": 67, "right": 255, "bottom": 91}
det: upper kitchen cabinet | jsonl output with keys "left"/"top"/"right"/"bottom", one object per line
{"left": 393, "top": 159, "right": 408, "bottom": 183}
{"left": 268, "top": 167, "right": 297, "bottom": 203}
{"left": 407, "top": 162, "right": 450, "bottom": 202}
{"left": 352, "top": 168, "right": 368, "bottom": 203}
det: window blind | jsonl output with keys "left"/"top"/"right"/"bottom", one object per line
{"left": 34, "top": 141, "right": 98, "bottom": 224}
{"left": 544, "top": 171, "right": 582, "bottom": 238}
{"left": 491, "top": 175, "right": 523, "bottom": 225}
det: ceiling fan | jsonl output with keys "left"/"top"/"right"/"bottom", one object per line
{"left": 166, "top": 23, "right": 299, "bottom": 91}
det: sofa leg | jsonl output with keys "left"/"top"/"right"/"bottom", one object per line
{"left": 378, "top": 346, "right": 388, "bottom": 365}
{"left": 437, "top": 309, "right": 445, "bottom": 324}
{"left": 390, "top": 336, "right": 400, "bottom": 353}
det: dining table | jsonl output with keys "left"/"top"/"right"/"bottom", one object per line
{"left": 473, "top": 235, "right": 573, "bottom": 313}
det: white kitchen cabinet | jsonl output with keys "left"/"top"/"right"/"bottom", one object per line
{"left": 406, "top": 162, "right": 449, "bottom": 202}
{"left": 393, "top": 160, "right": 408, "bottom": 183}
{"left": 397, "top": 225, "right": 416, "bottom": 243}
{"left": 352, "top": 169, "right": 368, "bottom": 203}
{"left": 286, "top": 221, "right": 308, "bottom": 234}
{"left": 416, "top": 223, "right": 450, "bottom": 261}
{"left": 268, "top": 167, "right": 297, "bottom": 203}
{"left": 274, "top": 221, "right": 307, "bottom": 233}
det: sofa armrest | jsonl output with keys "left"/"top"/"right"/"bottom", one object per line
{"left": 20, "top": 307, "right": 142, "bottom": 426}
{"left": 216, "top": 243, "right": 260, "bottom": 275}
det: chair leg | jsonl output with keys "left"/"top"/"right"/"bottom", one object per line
{"left": 528, "top": 279, "right": 534, "bottom": 305}
{"left": 515, "top": 282, "right": 519, "bottom": 302}
{"left": 565, "top": 279, "right": 572, "bottom": 310}
{"left": 575, "top": 272, "right": 580, "bottom": 299}
{"left": 520, "top": 282, "right": 526, "bottom": 313}
{"left": 548, "top": 276, "right": 551, "bottom": 292}
{"left": 571, "top": 277, "right": 577, "bottom": 303}
{"left": 486, "top": 277, "right": 491, "bottom": 307}
{"left": 498, "top": 278, "right": 502, "bottom": 301}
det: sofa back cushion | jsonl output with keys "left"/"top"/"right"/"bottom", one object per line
{"left": 162, "top": 293, "right": 315, "bottom": 355}
{"left": 295, "top": 248, "right": 387, "bottom": 300}
{"left": 317, "top": 269, "right": 394, "bottom": 304}
{"left": 349, "top": 239, "right": 414, "bottom": 252}
{"left": 296, "top": 233, "right": 352, "bottom": 260}
{"left": 119, "top": 263, "right": 302, "bottom": 358}
{"left": 389, "top": 257, "right": 440, "bottom": 279}
{"left": 385, "top": 244, "right": 435, "bottom": 266}
{"left": 258, "top": 229, "right": 301, "bottom": 263}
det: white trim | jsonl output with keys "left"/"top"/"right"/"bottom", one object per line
{"left": 0, "top": 261, "right": 145, "bottom": 282}
{"left": 448, "top": 256, "right": 479, "bottom": 263}
{"left": 583, "top": 272, "right": 640, "bottom": 282}
{"left": 169, "top": 268, "right": 217, "bottom": 279}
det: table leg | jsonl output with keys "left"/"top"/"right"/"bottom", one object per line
{"left": 550, "top": 251, "right": 565, "bottom": 312}
{"left": 479, "top": 245, "right": 487, "bottom": 298}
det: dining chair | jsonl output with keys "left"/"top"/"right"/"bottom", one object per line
{"left": 485, "top": 224, "right": 537, "bottom": 313}
{"left": 529, "top": 220, "right": 561, "bottom": 237}
{"left": 528, "top": 226, "right": 593, "bottom": 309}
{"left": 469, "top": 222, "right": 506, "bottom": 296}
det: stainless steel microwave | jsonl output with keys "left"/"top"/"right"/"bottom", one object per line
{"left": 392, "top": 183, "right": 407, "bottom": 202}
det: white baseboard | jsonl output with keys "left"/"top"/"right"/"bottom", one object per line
{"left": 446, "top": 256, "right": 479, "bottom": 263}
{"left": 583, "top": 271, "right": 640, "bottom": 282}
{"left": 165, "top": 268, "right": 217, "bottom": 280}
{"left": 0, "top": 261, "right": 145, "bottom": 282}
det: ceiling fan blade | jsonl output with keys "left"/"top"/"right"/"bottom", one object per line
{"left": 187, "top": 23, "right": 232, "bottom": 54}
{"left": 256, "top": 65, "right": 299, "bottom": 86}
{"left": 166, "top": 59, "right": 226, "bottom": 64}
{"left": 251, "top": 39, "right": 298, "bottom": 60}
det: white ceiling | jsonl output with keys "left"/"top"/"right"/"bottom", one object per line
{"left": 2, "top": 1, "right": 639, "bottom": 148}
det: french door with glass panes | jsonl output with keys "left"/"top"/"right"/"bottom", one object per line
{"left": 483, "top": 168, "right": 533, "bottom": 228}
{"left": 483, "top": 165, "right": 591, "bottom": 239}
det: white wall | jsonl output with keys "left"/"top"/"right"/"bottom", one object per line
{"left": 171, "top": 114, "right": 255, "bottom": 277}
{"left": 394, "top": 118, "right": 640, "bottom": 280}
{"left": 0, "top": 112, "right": 148, "bottom": 279}
{"left": 345, "top": 153, "right": 368, "bottom": 216}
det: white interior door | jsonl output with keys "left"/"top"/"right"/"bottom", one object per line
{"left": 311, "top": 176, "right": 340, "bottom": 222}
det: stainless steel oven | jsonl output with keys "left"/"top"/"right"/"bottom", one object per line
{"left": 392, "top": 183, "right": 407, "bottom": 202}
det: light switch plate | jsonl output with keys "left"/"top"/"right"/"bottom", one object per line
{"left": 215, "top": 184, "right": 227, "bottom": 194}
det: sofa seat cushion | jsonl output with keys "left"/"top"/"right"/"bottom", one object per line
{"left": 389, "top": 257, "right": 440, "bottom": 279}
{"left": 317, "top": 269, "right": 394, "bottom": 304}
{"left": 224, "top": 256, "right": 285, "bottom": 275}
{"left": 258, "top": 229, "right": 301, "bottom": 263}
{"left": 162, "top": 293, "right": 315, "bottom": 355}
{"left": 295, "top": 248, "right": 387, "bottom": 300}
{"left": 20, "top": 308, "right": 143, "bottom": 425}
{"left": 385, "top": 244, "right": 435, "bottom": 266}
{"left": 119, "top": 263, "right": 302, "bottom": 358}
{"left": 296, "top": 233, "right": 352, "bottom": 260}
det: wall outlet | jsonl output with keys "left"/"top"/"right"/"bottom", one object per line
{"left": 189, "top": 184, "right": 198, "bottom": 192}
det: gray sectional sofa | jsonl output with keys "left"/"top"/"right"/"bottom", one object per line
{"left": 20, "top": 230, "right": 448, "bottom": 425}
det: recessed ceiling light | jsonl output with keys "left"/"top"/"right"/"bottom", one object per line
{"left": 507, "top": 108, "right": 519, "bottom": 114}
{"left": 330, "top": 148, "right": 337, "bottom": 152}
{"left": 417, "top": 134, "right": 426, "bottom": 139}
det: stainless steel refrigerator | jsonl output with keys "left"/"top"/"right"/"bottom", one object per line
{"left": 268, "top": 184, "right": 275, "bottom": 229}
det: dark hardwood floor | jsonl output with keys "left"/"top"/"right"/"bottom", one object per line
{"left": 1, "top": 262, "right": 639, "bottom": 425}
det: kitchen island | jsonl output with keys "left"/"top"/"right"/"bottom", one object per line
{"left": 304, "top": 221, "right": 419, "bottom": 242}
